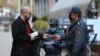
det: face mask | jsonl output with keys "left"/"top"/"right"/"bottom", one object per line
{"left": 50, "top": 27, "right": 57, "bottom": 33}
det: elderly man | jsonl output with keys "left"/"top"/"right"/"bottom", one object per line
{"left": 11, "top": 6, "right": 44, "bottom": 56}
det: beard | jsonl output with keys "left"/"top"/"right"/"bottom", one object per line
{"left": 26, "top": 18, "right": 30, "bottom": 21}
{"left": 25, "top": 16, "right": 30, "bottom": 21}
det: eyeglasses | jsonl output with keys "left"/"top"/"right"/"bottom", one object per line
{"left": 25, "top": 12, "right": 31, "bottom": 15}
{"left": 28, "top": 13, "right": 31, "bottom": 15}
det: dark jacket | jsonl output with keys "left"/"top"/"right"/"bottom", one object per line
{"left": 66, "top": 19, "right": 89, "bottom": 56}
{"left": 40, "top": 28, "right": 66, "bottom": 56}
{"left": 30, "top": 38, "right": 41, "bottom": 56}
{"left": 11, "top": 16, "right": 33, "bottom": 56}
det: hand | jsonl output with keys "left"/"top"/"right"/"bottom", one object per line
{"left": 52, "top": 35, "right": 60, "bottom": 41}
{"left": 43, "top": 34, "right": 49, "bottom": 39}
{"left": 29, "top": 31, "right": 38, "bottom": 40}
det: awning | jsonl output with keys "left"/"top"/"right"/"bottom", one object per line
{"left": 49, "top": 0, "right": 91, "bottom": 18}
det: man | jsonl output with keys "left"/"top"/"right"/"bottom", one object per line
{"left": 40, "top": 19, "right": 66, "bottom": 56}
{"left": 66, "top": 7, "right": 89, "bottom": 56}
{"left": 11, "top": 6, "right": 43, "bottom": 56}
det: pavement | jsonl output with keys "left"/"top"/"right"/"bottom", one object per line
{"left": 0, "top": 26, "right": 12, "bottom": 56}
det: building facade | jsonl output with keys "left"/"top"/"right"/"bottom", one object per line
{"left": 6, "top": 0, "right": 59, "bottom": 17}
{"left": 33, "top": 0, "right": 58, "bottom": 17}
{"left": 16, "top": 0, "right": 58, "bottom": 17}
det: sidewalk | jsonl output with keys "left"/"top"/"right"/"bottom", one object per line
{"left": 0, "top": 29, "right": 12, "bottom": 56}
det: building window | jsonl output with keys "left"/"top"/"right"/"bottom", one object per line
{"left": 27, "top": 0, "right": 30, "bottom": 4}
{"left": 20, "top": 0, "right": 23, "bottom": 4}
{"left": 34, "top": 0, "right": 49, "bottom": 17}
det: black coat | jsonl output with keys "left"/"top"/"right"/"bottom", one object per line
{"left": 66, "top": 19, "right": 89, "bottom": 56}
{"left": 11, "top": 16, "right": 33, "bottom": 56}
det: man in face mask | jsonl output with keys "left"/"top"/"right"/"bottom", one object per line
{"left": 49, "top": 19, "right": 59, "bottom": 34}
{"left": 40, "top": 19, "right": 66, "bottom": 56}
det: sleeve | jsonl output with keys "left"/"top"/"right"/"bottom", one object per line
{"left": 11, "top": 22, "right": 30, "bottom": 42}
{"left": 52, "top": 40, "right": 66, "bottom": 49}
{"left": 71, "top": 26, "right": 85, "bottom": 56}
{"left": 37, "top": 30, "right": 50, "bottom": 40}
{"left": 55, "top": 29, "right": 66, "bottom": 40}
{"left": 52, "top": 29, "right": 66, "bottom": 48}
{"left": 30, "top": 31, "right": 44, "bottom": 40}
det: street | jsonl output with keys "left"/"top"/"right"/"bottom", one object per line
{"left": 0, "top": 26, "right": 12, "bottom": 56}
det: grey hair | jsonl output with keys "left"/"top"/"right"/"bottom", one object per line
{"left": 20, "top": 6, "right": 31, "bottom": 14}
